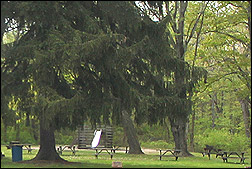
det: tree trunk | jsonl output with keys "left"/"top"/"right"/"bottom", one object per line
{"left": 169, "top": 115, "right": 193, "bottom": 156}
{"left": 32, "top": 116, "right": 66, "bottom": 162}
{"left": 189, "top": 109, "right": 195, "bottom": 152}
{"left": 163, "top": 118, "right": 172, "bottom": 142}
{"left": 121, "top": 110, "right": 144, "bottom": 154}
{"left": 211, "top": 93, "right": 216, "bottom": 128}
{"left": 168, "top": 1, "right": 192, "bottom": 157}
{"left": 239, "top": 98, "right": 251, "bottom": 138}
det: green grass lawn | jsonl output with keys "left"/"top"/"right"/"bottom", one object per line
{"left": 1, "top": 145, "right": 251, "bottom": 168}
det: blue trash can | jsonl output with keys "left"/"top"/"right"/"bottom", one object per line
{"left": 12, "top": 145, "right": 23, "bottom": 162}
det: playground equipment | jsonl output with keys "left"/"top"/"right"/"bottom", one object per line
{"left": 91, "top": 130, "right": 102, "bottom": 148}
{"left": 77, "top": 124, "right": 113, "bottom": 149}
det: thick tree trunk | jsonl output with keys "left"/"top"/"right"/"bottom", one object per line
{"left": 121, "top": 110, "right": 144, "bottom": 154}
{"left": 169, "top": 115, "right": 193, "bottom": 156}
{"left": 32, "top": 117, "right": 66, "bottom": 162}
{"left": 239, "top": 98, "right": 251, "bottom": 138}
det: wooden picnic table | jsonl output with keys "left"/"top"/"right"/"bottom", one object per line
{"left": 158, "top": 149, "right": 181, "bottom": 161}
{"left": 111, "top": 146, "right": 129, "bottom": 154}
{"left": 201, "top": 145, "right": 223, "bottom": 160}
{"left": 57, "top": 145, "right": 76, "bottom": 155}
{"left": 6, "top": 142, "right": 33, "bottom": 153}
{"left": 22, "top": 144, "right": 33, "bottom": 153}
{"left": 222, "top": 151, "right": 246, "bottom": 164}
{"left": 94, "top": 148, "right": 114, "bottom": 159}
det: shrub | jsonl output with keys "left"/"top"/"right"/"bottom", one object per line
{"left": 194, "top": 128, "right": 250, "bottom": 152}
{"left": 54, "top": 128, "right": 75, "bottom": 145}
{"left": 19, "top": 126, "right": 37, "bottom": 144}
{"left": 141, "top": 140, "right": 174, "bottom": 149}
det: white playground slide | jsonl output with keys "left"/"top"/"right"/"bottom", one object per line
{"left": 91, "top": 129, "right": 102, "bottom": 148}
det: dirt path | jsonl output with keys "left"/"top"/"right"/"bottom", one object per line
{"left": 29, "top": 146, "right": 158, "bottom": 154}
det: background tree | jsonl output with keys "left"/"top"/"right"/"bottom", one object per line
{"left": 135, "top": 1, "right": 208, "bottom": 156}
{"left": 186, "top": 1, "right": 251, "bottom": 150}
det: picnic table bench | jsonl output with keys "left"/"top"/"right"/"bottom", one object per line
{"left": 222, "top": 151, "right": 246, "bottom": 164}
{"left": 158, "top": 149, "right": 181, "bottom": 161}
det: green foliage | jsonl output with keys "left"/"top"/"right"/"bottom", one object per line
{"left": 1, "top": 124, "right": 38, "bottom": 145}
{"left": 54, "top": 129, "right": 75, "bottom": 145}
{"left": 1, "top": 1, "right": 251, "bottom": 158}
{"left": 141, "top": 140, "right": 174, "bottom": 150}
{"left": 113, "top": 127, "right": 127, "bottom": 147}
{"left": 19, "top": 126, "right": 37, "bottom": 144}
{"left": 136, "top": 123, "right": 170, "bottom": 142}
{"left": 194, "top": 129, "right": 250, "bottom": 152}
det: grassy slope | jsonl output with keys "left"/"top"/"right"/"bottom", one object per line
{"left": 1, "top": 145, "right": 251, "bottom": 168}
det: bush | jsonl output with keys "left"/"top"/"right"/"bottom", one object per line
{"left": 113, "top": 127, "right": 128, "bottom": 146}
{"left": 194, "top": 128, "right": 250, "bottom": 152}
{"left": 19, "top": 126, "right": 37, "bottom": 144}
{"left": 141, "top": 140, "right": 174, "bottom": 149}
{"left": 54, "top": 128, "right": 75, "bottom": 145}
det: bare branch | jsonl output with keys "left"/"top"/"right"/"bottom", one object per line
{"left": 185, "top": 1, "right": 209, "bottom": 46}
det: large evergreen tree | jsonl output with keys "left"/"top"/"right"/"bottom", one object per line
{"left": 1, "top": 1, "right": 208, "bottom": 161}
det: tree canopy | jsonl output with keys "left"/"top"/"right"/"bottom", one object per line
{"left": 3, "top": 1, "right": 249, "bottom": 161}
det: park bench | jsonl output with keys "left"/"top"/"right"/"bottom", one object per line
{"left": 158, "top": 149, "right": 181, "bottom": 161}
{"left": 222, "top": 151, "right": 246, "bottom": 164}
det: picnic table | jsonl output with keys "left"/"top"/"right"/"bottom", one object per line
{"left": 158, "top": 149, "right": 181, "bottom": 161}
{"left": 22, "top": 144, "right": 34, "bottom": 153}
{"left": 111, "top": 146, "right": 129, "bottom": 154}
{"left": 94, "top": 148, "right": 114, "bottom": 159}
{"left": 57, "top": 145, "right": 76, "bottom": 155}
{"left": 6, "top": 141, "right": 33, "bottom": 153}
{"left": 222, "top": 151, "right": 246, "bottom": 164}
{"left": 201, "top": 145, "right": 223, "bottom": 160}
